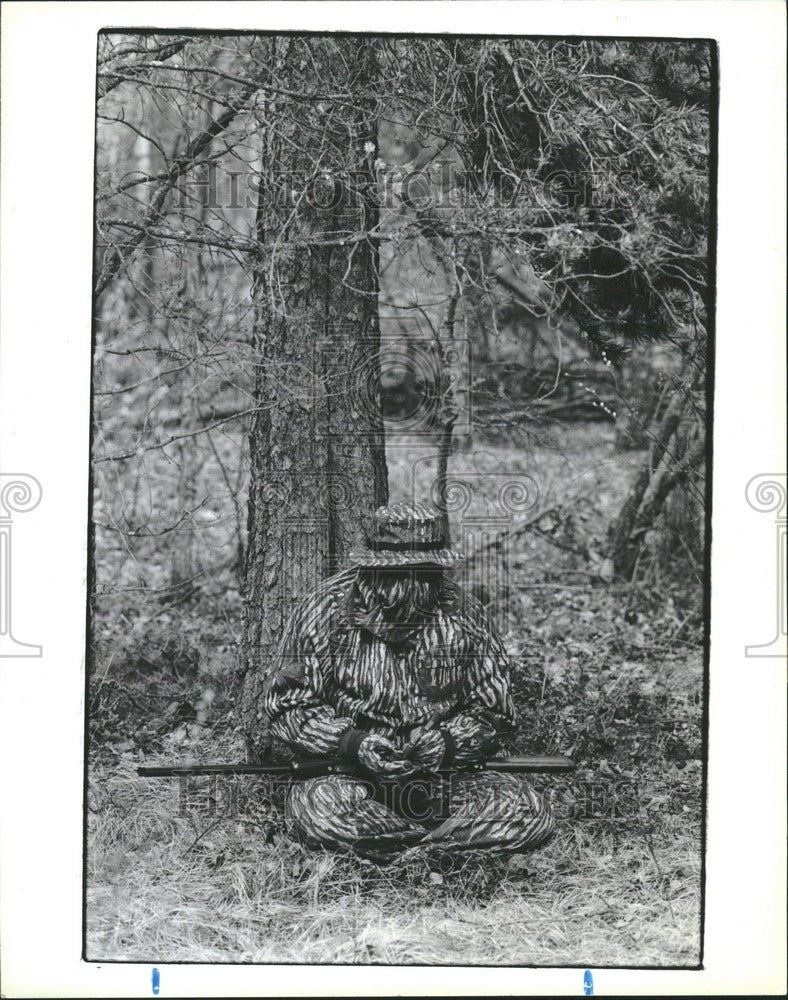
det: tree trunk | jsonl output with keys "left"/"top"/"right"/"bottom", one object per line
{"left": 433, "top": 291, "right": 461, "bottom": 545}
{"left": 605, "top": 392, "right": 704, "bottom": 580}
{"left": 237, "top": 38, "right": 388, "bottom": 759}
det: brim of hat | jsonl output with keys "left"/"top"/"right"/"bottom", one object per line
{"left": 348, "top": 547, "right": 465, "bottom": 568}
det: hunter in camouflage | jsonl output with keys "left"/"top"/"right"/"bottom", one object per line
{"left": 264, "top": 503, "right": 554, "bottom": 860}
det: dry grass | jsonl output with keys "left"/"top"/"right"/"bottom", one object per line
{"left": 86, "top": 738, "right": 701, "bottom": 965}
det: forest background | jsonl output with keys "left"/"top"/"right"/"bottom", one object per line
{"left": 87, "top": 33, "right": 712, "bottom": 965}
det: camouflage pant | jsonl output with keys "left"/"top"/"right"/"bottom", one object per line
{"left": 285, "top": 770, "right": 554, "bottom": 860}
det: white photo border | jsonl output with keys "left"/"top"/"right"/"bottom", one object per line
{"left": 0, "top": 1, "right": 785, "bottom": 996}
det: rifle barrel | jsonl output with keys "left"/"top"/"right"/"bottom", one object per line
{"left": 137, "top": 755, "right": 575, "bottom": 779}
{"left": 484, "top": 755, "right": 576, "bottom": 774}
{"left": 137, "top": 765, "right": 296, "bottom": 777}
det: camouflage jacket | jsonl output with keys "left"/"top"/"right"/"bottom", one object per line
{"left": 264, "top": 568, "right": 517, "bottom": 766}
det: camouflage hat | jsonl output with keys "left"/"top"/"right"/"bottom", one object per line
{"left": 349, "top": 502, "right": 464, "bottom": 568}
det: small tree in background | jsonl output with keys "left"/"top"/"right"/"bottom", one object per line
{"left": 372, "top": 38, "right": 712, "bottom": 579}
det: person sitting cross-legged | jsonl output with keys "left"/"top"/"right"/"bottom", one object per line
{"left": 263, "top": 502, "right": 554, "bottom": 861}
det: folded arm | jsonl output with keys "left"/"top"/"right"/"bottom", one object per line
{"left": 264, "top": 605, "right": 354, "bottom": 758}
{"left": 439, "top": 621, "right": 517, "bottom": 766}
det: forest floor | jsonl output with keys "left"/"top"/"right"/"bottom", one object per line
{"left": 86, "top": 424, "right": 705, "bottom": 966}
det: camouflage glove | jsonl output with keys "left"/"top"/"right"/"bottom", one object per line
{"left": 404, "top": 727, "right": 447, "bottom": 772}
{"left": 357, "top": 734, "right": 416, "bottom": 777}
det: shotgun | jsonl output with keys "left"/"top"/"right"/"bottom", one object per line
{"left": 137, "top": 755, "right": 576, "bottom": 779}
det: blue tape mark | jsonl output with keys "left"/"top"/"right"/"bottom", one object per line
{"left": 583, "top": 968, "right": 594, "bottom": 995}
{"left": 152, "top": 967, "right": 160, "bottom": 995}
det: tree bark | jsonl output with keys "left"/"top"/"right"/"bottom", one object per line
{"left": 605, "top": 393, "right": 704, "bottom": 580}
{"left": 237, "top": 38, "right": 388, "bottom": 759}
{"left": 433, "top": 291, "right": 461, "bottom": 545}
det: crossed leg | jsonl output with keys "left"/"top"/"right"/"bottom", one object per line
{"left": 285, "top": 775, "right": 425, "bottom": 859}
{"left": 285, "top": 771, "right": 554, "bottom": 859}
{"left": 421, "top": 771, "right": 555, "bottom": 853}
